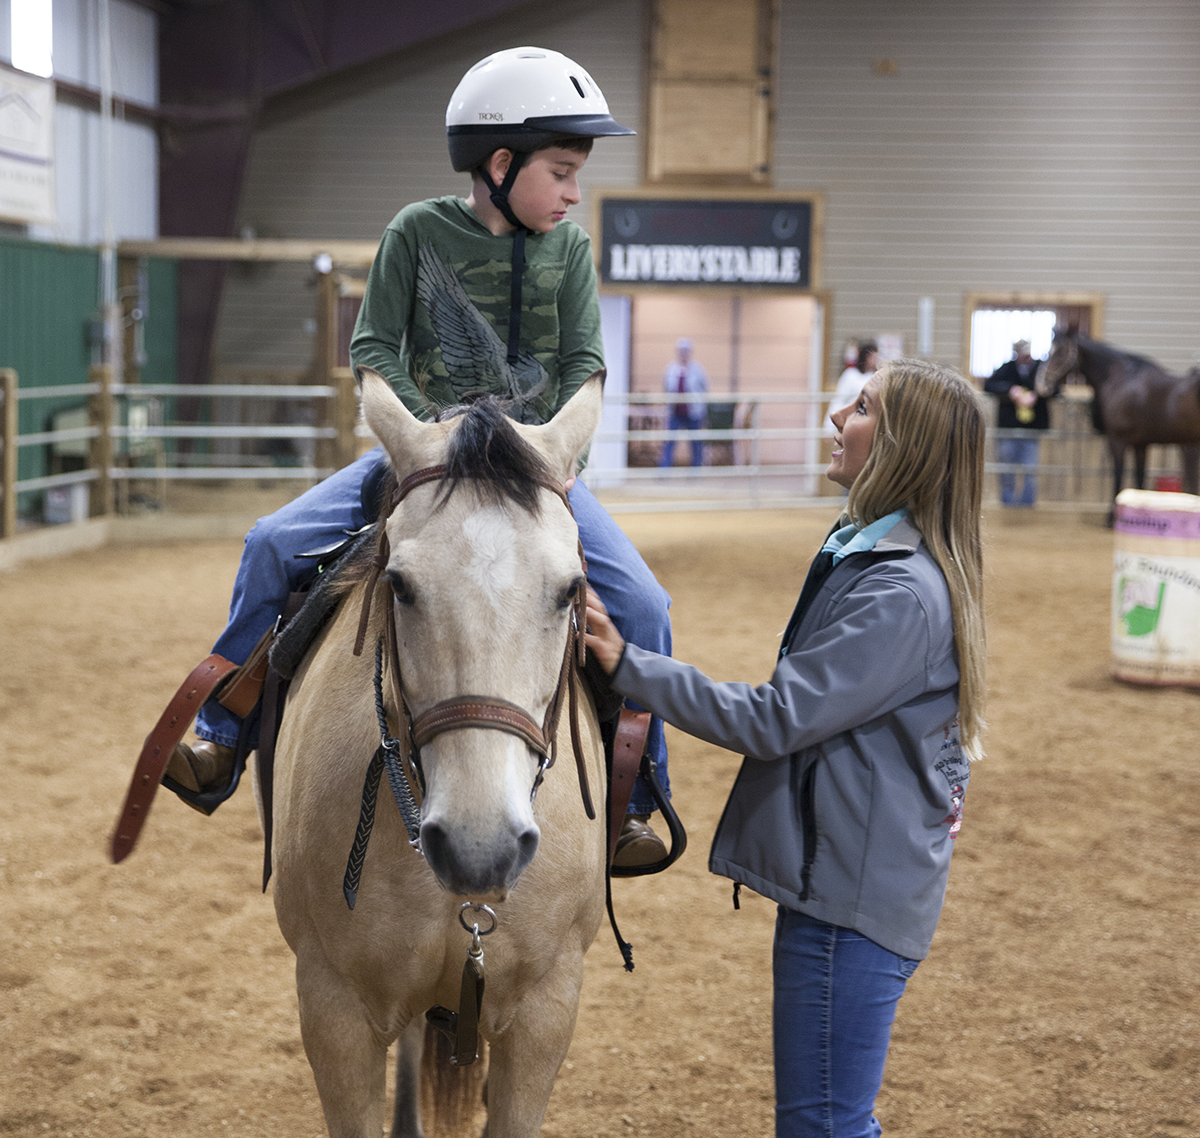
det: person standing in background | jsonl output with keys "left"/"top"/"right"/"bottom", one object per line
{"left": 825, "top": 339, "right": 879, "bottom": 434}
{"left": 660, "top": 337, "right": 710, "bottom": 468}
{"left": 983, "top": 339, "right": 1049, "bottom": 508}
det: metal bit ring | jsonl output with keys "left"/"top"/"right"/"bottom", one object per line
{"left": 458, "top": 901, "right": 498, "bottom": 937}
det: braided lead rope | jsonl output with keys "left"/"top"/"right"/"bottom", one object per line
{"left": 342, "top": 639, "right": 423, "bottom": 909}
{"left": 342, "top": 749, "right": 382, "bottom": 910}
{"left": 373, "top": 637, "right": 423, "bottom": 846}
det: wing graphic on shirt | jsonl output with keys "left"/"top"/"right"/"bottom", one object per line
{"left": 415, "top": 243, "right": 549, "bottom": 415}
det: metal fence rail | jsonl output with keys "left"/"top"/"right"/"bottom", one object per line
{"left": 0, "top": 365, "right": 356, "bottom": 536}
{"left": 2, "top": 372, "right": 1192, "bottom": 537}
{"left": 583, "top": 389, "right": 1186, "bottom": 512}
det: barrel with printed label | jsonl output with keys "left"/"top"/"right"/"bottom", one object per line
{"left": 1112, "top": 488, "right": 1200, "bottom": 686}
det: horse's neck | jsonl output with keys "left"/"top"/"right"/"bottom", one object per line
{"left": 1075, "top": 339, "right": 1121, "bottom": 387}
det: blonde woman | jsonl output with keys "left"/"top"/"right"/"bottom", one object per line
{"left": 586, "top": 358, "right": 986, "bottom": 1138}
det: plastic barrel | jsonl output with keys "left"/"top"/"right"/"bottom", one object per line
{"left": 1112, "top": 488, "right": 1200, "bottom": 686}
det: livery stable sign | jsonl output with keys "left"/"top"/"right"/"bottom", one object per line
{"left": 598, "top": 195, "right": 816, "bottom": 289}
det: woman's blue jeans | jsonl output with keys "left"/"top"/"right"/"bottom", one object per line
{"left": 773, "top": 908, "right": 919, "bottom": 1138}
{"left": 195, "top": 449, "right": 671, "bottom": 813}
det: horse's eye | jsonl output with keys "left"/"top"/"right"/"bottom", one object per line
{"left": 388, "top": 570, "right": 414, "bottom": 606}
{"left": 558, "top": 579, "right": 583, "bottom": 611}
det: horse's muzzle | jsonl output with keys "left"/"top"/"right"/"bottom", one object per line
{"left": 420, "top": 817, "right": 541, "bottom": 896}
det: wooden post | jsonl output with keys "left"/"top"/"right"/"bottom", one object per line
{"left": 119, "top": 254, "right": 142, "bottom": 387}
{"left": 313, "top": 269, "right": 339, "bottom": 472}
{"left": 331, "top": 366, "right": 359, "bottom": 469}
{"left": 1, "top": 369, "right": 17, "bottom": 539}
{"left": 89, "top": 364, "right": 115, "bottom": 517}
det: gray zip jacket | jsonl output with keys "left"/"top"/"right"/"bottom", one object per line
{"left": 612, "top": 516, "right": 968, "bottom": 959}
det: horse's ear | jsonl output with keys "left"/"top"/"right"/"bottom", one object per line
{"left": 520, "top": 370, "right": 605, "bottom": 480}
{"left": 358, "top": 366, "right": 449, "bottom": 476}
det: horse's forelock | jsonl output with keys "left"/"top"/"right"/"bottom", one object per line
{"left": 439, "top": 397, "right": 552, "bottom": 513}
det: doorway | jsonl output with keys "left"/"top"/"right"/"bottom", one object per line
{"left": 624, "top": 292, "right": 823, "bottom": 486}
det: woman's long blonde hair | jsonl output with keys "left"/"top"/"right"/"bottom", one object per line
{"left": 844, "top": 358, "right": 987, "bottom": 760}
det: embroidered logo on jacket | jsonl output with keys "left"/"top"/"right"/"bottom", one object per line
{"left": 934, "top": 716, "right": 968, "bottom": 838}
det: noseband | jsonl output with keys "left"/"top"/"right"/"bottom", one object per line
{"left": 352, "top": 463, "right": 595, "bottom": 827}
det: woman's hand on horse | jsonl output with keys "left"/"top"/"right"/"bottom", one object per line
{"left": 584, "top": 587, "right": 625, "bottom": 675}
{"left": 564, "top": 475, "right": 576, "bottom": 493}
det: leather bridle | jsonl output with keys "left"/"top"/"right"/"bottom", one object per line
{"left": 1036, "top": 334, "right": 1078, "bottom": 398}
{"left": 352, "top": 464, "right": 596, "bottom": 826}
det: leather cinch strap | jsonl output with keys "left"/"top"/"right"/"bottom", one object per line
{"left": 110, "top": 654, "right": 238, "bottom": 863}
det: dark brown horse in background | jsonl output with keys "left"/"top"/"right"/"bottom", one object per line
{"left": 1036, "top": 329, "right": 1200, "bottom": 516}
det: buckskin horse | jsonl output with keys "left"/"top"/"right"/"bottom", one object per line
{"left": 1036, "top": 329, "right": 1200, "bottom": 514}
{"left": 270, "top": 369, "right": 608, "bottom": 1138}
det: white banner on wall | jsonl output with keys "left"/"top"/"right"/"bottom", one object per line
{"left": 0, "top": 62, "right": 56, "bottom": 225}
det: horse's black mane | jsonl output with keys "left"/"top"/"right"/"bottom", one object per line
{"left": 438, "top": 395, "right": 553, "bottom": 513}
{"left": 1069, "top": 332, "right": 1159, "bottom": 372}
{"left": 332, "top": 397, "right": 554, "bottom": 592}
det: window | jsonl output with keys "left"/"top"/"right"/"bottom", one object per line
{"left": 969, "top": 309, "right": 1056, "bottom": 377}
{"left": 11, "top": 0, "right": 53, "bottom": 78}
{"left": 963, "top": 292, "right": 1104, "bottom": 379}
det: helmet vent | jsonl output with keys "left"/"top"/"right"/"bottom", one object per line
{"left": 569, "top": 75, "right": 586, "bottom": 99}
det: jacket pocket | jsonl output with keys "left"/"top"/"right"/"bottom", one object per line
{"left": 798, "top": 762, "right": 817, "bottom": 901}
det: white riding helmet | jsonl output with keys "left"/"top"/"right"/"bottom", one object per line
{"left": 446, "top": 46, "right": 635, "bottom": 172}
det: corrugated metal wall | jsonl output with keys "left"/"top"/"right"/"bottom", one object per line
{"left": 140, "top": 258, "right": 179, "bottom": 387}
{"left": 215, "top": 0, "right": 644, "bottom": 372}
{"left": 0, "top": 236, "right": 97, "bottom": 485}
{"left": 774, "top": 0, "right": 1200, "bottom": 373}
{"left": 22, "top": 0, "right": 161, "bottom": 245}
{"left": 216, "top": 0, "right": 1200, "bottom": 379}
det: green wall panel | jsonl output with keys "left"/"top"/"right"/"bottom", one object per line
{"left": 0, "top": 239, "right": 179, "bottom": 512}
{"left": 0, "top": 237, "right": 98, "bottom": 496}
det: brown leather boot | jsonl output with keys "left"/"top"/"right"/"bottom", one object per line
{"left": 612, "top": 813, "right": 668, "bottom": 869}
{"left": 163, "top": 740, "right": 236, "bottom": 795}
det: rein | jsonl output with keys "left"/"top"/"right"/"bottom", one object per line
{"left": 341, "top": 463, "right": 596, "bottom": 910}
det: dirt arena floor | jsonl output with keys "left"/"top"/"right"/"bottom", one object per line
{"left": 2, "top": 504, "right": 1198, "bottom": 1137}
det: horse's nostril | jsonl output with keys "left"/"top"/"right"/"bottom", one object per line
{"left": 516, "top": 826, "right": 540, "bottom": 871}
{"left": 420, "top": 820, "right": 451, "bottom": 867}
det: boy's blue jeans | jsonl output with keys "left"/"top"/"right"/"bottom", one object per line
{"left": 773, "top": 908, "right": 919, "bottom": 1138}
{"left": 196, "top": 448, "right": 672, "bottom": 814}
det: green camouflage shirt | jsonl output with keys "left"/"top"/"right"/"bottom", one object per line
{"left": 349, "top": 195, "right": 604, "bottom": 425}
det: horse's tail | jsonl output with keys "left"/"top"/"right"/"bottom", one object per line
{"left": 421, "top": 1021, "right": 487, "bottom": 1137}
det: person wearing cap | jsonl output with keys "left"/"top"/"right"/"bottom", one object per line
{"left": 659, "top": 337, "right": 710, "bottom": 468}
{"left": 983, "top": 339, "right": 1049, "bottom": 507}
{"left": 164, "top": 48, "right": 674, "bottom": 867}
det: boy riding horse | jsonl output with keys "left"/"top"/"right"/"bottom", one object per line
{"left": 163, "top": 48, "right": 674, "bottom": 867}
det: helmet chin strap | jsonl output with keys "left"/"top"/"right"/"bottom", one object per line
{"left": 481, "top": 151, "right": 530, "bottom": 367}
